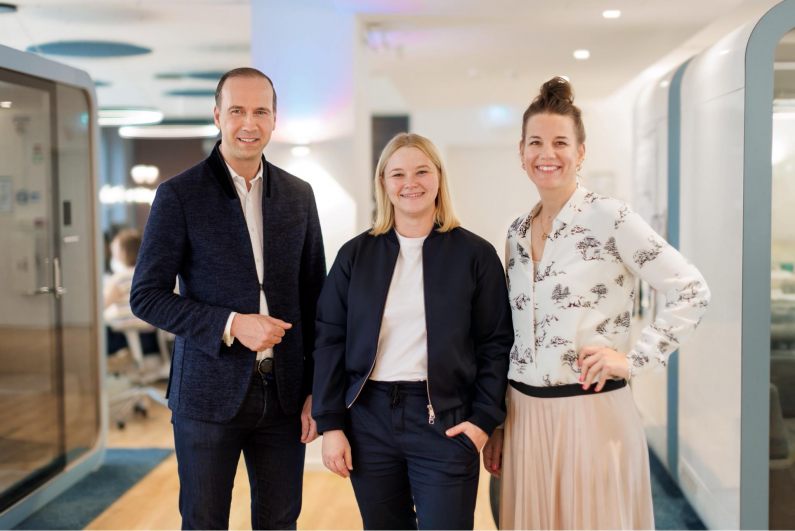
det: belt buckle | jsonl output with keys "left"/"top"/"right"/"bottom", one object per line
{"left": 257, "top": 358, "right": 273, "bottom": 377}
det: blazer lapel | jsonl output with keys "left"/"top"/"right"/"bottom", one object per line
{"left": 263, "top": 161, "right": 283, "bottom": 300}
{"left": 205, "top": 140, "right": 260, "bottom": 279}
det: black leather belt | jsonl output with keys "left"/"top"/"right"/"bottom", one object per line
{"left": 509, "top": 378, "right": 626, "bottom": 398}
{"left": 255, "top": 357, "right": 274, "bottom": 377}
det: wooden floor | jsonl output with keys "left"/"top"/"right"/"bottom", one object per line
{"left": 94, "top": 394, "right": 498, "bottom": 530}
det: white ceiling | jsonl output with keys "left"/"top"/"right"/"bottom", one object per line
{"left": 0, "top": 0, "right": 763, "bottom": 121}
{"left": 360, "top": 0, "right": 750, "bottom": 108}
{"left": 0, "top": 0, "right": 251, "bottom": 119}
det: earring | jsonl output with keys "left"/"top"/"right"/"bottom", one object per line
{"left": 576, "top": 163, "right": 582, "bottom": 172}
{"left": 522, "top": 162, "right": 526, "bottom": 170}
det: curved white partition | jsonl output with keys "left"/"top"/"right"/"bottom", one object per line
{"left": 678, "top": 1, "right": 795, "bottom": 527}
{"left": 632, "top": 59, "right": 693, "bottom": 487}
{"left": 632, "top": 66, "right": 676, "bottom": 474}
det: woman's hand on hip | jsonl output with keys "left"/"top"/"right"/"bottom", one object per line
{"left": 578, "top": 345, "right": 630, "bottom": 392}
{"left": 446, "top": 421, "right": 488, "bottom": 452}
{"left": 483, "top": 428, "right": 504, "bottom": 478}
{"left": 321, "top": 430, "right": 353, "bottom": 478}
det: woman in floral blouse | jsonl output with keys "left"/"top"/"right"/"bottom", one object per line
{"left": 483, "top": 77, "right": 710, "bottom": 530}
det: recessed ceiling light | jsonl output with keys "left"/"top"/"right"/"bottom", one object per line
{"left": 559, "top": 75, "right": 570, "bottom": 82}
{"left": 119, "top": 124, "right": 219, "bottom": 139}
{"left": 660, "top": 80, "right": 670, "bottom": 88}
{"left": 602, "top": 10, "right": 621, "bottom": 19}
{"left": 0, "top": 101, "right": 11, "bottom": 108}
{"left": 99, "top": 107, "right": 163, "bottom": 126}
{"left": 719, "top": 49, "right": 730, "bottom": 55}
{"left": 573, "top": 50, "right": 590, "bottom": 60}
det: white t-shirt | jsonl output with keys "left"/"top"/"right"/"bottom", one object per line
{"left": 370, "top": 231, "right": 429, "bottom": 382}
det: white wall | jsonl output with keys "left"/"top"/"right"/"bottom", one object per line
{"left": 445, "top": 144, "right": 537, "bottom": 258}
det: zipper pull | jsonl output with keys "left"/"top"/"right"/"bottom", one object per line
{"left": 427, "top": 404, "right": 436, "bottom": 425}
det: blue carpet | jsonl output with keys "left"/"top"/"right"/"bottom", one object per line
{"left": 649, "top": 450, "right": 706, "bottom": 530}
{"left": 14, "top": 448, "right": 173, "bottom": 530}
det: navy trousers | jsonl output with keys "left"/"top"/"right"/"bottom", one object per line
{"left": 347, "top": 381, "right": 480, "bottom": 530}
{"left": 172, "top": 370, "right": 305, "bottom": 530}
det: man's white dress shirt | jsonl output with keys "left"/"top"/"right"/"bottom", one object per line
{"left": 221, "top": 160, "right": 273, "bottom": 361}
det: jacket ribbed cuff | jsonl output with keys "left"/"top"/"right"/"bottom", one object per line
{"left": 314, "top": 412, "right": 347, "bottom": 435}
{"left": 467, "top": 408, "right": 503, "bottom": 437}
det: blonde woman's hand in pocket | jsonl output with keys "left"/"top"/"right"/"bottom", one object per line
{"left": 446, "top": 421, "right": 487, "bottom": 451}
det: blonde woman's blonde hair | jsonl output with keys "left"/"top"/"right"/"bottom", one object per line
{"left": 370, "top": 132, "right": 460, "bottom": 236}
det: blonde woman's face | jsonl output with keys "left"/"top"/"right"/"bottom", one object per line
{"left": 382, "top": 146, "right": 440, "bottom": 223}
{"left": 520, "top": 113, "right": 584, "bottom": 191}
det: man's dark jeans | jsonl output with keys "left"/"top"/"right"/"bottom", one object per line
{"left": 172, "top": 370, "right": 305, "bottom": 530}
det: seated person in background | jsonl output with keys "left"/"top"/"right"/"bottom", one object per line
{"left": 104, "top": 229, "right": 158, "bottom": 355}
{"left": 104, "top": 229, "right": 142, "bottom": 324}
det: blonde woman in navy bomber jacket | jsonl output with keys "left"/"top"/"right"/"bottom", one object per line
{"left": 312, "top": 133, "right": 513, "bottom": 530}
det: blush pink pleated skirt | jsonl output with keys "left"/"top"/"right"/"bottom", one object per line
{"left": 499, "top": 385, "right": 655, "bottom": 530}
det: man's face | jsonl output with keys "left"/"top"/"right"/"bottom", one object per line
{"left": 213, "top": 76, "right": 276, "bottom": 162}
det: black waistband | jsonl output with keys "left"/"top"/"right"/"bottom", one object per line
{"left": 366, "top": 380, "right": 428, "bottom": 396}
{"left": 509, "top": 378, "right": 626, "bottom": 398}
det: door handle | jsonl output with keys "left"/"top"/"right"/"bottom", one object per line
{"left": 29, "top": 286, "right": 57, "bottom": 295}
{"left": 27, "top": 258, "right": 67, "bottom": 298}
{"left": 53, "top": 257, "right": 66, "bottom": 299}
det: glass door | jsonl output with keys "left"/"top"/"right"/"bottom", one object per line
{"left": 770, "top": 27, "right": 795, "bottom": 530}
{"left": 56, "top": 83, "right": 100, "bottom": 466}
{"left": 0, "top": 71, "right": 64, "bottom": 513}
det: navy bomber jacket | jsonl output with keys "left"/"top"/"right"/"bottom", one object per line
{"left": 312, "top": 226, "right": 513, "bottom": 436}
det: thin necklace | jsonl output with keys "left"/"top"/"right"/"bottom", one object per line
{"left": 537, "top": 212, "right": 554, "bottom": 240}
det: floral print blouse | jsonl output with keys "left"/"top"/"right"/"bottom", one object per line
{"left": 505, "top": 184, "right": 710, "bottom": 386}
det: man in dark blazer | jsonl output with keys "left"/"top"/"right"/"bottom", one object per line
{"left": 130, "top": 68, "right": 325, "bottom": 530}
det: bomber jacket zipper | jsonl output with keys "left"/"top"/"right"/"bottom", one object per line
{"left": 422, "top": 241, "right": 435, "bottom": 424}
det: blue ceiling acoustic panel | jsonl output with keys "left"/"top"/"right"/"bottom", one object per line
{"left": 164, "top": 89, "right": 216, "bottom": 97}
{"left": 155, "top": 71, "right": 225, "bottom": 81}
{"left": 27, "top": 41, "right": 151, "bottom": 57}
{"left": 187, "top": 71, "right": 226, "bottom": 81}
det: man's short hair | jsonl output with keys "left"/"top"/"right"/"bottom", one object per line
{"left": 215, "top": 68, "right": 277, "bottom": 112}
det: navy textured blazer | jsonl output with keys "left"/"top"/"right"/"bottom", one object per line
{"left": 131, "top": 141, "right": 326, "bottom": 423}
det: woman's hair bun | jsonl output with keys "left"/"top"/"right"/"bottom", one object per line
{"left": 521, "top": 76, "right": 585, "bottom": 144}
{"left": 538, "top": 76, "right": 575, "bottom": 106}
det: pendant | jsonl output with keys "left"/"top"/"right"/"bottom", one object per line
{"left": 542, "top": 232, "right": 548, "bottom": 241}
